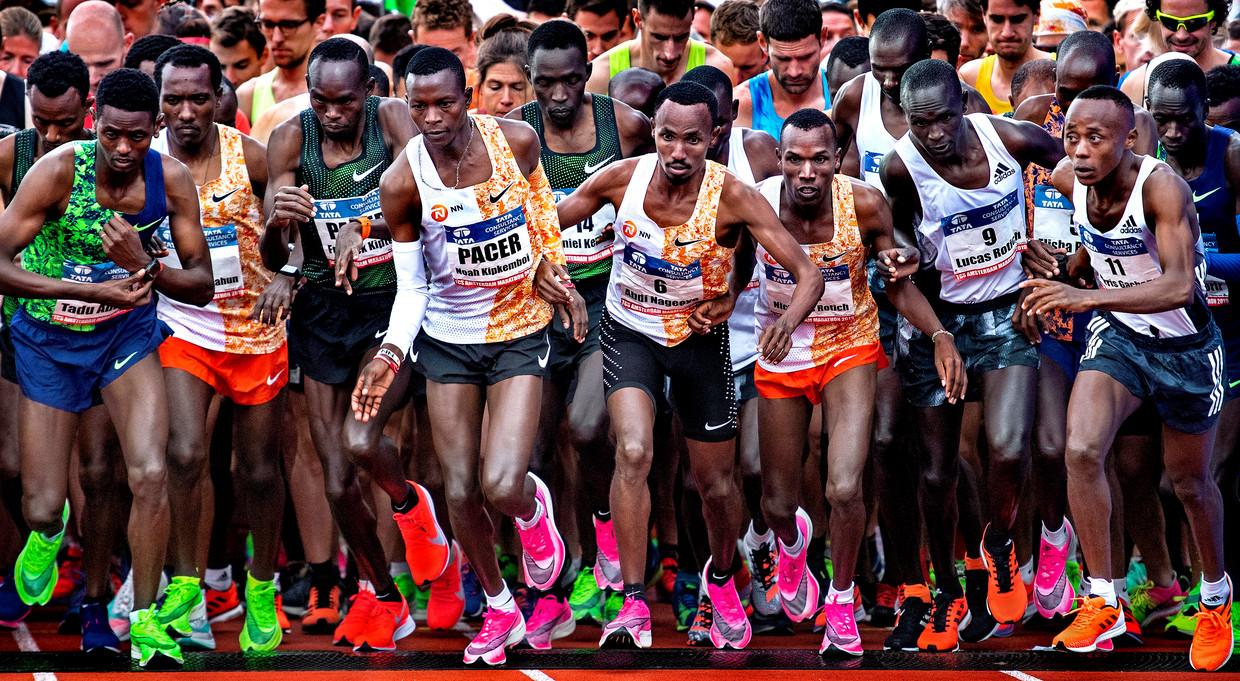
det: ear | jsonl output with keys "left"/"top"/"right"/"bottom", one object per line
{"left": 731, "top": 97, "right": 738, "bottom": 120}
{"left": 708, "top": 122, "right": 721, "bottom": 149}
{"left": 633, "top": 7, "right": 643, "bottom": 31}
{"left": 463, "top": 85, "right": 473, "bottom": 104}
{"left": 757, "top": 31, "right": 768, "bottom": 52}
{"left": 154, "top": 111, "right": 165, "bottom": 129}
{"left": 585, "top": 60, "right": 593, "bottom": 79}
{"left": 1125, "top": 123, "right": 1138, "bottom": 150}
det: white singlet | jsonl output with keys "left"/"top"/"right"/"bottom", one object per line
{"left": 854, "top": 73, "right": 898, "bottom": 195}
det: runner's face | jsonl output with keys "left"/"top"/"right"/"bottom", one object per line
{"left": 717, "top": 40, "right": 766, "bottom": 82}
{"left": 529, "top": 47, "right": 590, "bottom": 128}
{"left": 94, "top": 105, "right": 160, "bottom": 174}
{"left": 479, "top": 61, "right": 530, "bottom": 116}
{"left": 1158, "top": 0, "right": 1214, "bottom": 58}
{"left": 406, "top": 69, "right": 470, "bottom": 147}
{"left": 0, "top": 34, "right": 40, "bottom": 79}
{"left": 259, "top": 0, "right": 319, "bottom": 70}
{"left": 115, "top": 0, "right": 160, "bottom": 38}
{"left": 1055, "top": 52, "right": 1112, "bottom": 109}
{"left": 572, "top": 9, "right": 624, "bottom": 60}
{"left": 821, "top": 11, "right": 856, "bottom": 55}
{"left": 1064, "top": 98, "right": 1135, "bottom": 185}
{"left": 637, "top": 8, "right": 693, "bottom": 77}
{"left": 984, "top": 0, "right": 1037, "bottom": 61}
{"left": 903, "top": 84, "right": 966, "bottom": 162}
{"left": 945, "top": 5, "right": 988, "bottom": 62}
{"left": 211, "top": 40, "right": 265, "bottom": 88}
{"left": 765, "top": 36, "right": 822, "bottom": 96}
{"left": 319, "top": 0, "right": 359, "bottom": 38}
{"left": 1206, "top": 95, "right": 1240, "bottom": 129}
{"left": 779, "top": 125, "right": 836, "bottom": 208}
{"left": 1148, "top": 82, "right": 1206, "bottom": 157}
{"left": 870, "top": 41, "right": 914, "bottom": 105}
{"left": 160, "top": 64, "right": 219, "bottom": 149}
{"left": 308, "top": 59, "right": 370, "bottom": 141}
{"left": 653, "top": 101, "right": 716, "bottom": 185}
{"left": 29, "top": 87, "right": 90, "bottom": 157}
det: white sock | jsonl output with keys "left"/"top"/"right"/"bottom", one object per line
{"left": 1041, "top": 519, "right": 1069, "bottom": 547}
{"left": 204, "top": 566, "right": 231, "bottom": 592}
{"left": 1112, "top": 578, "right": 1129, "bottom": 604}
{"left": 390, "top": 561, "right": 411, "bottom": 579}
{"left": 828, "top": 581, "right": 855, "bottom": 603}
{"left": 1089, "top": 577, "right": 1117, "bottom": 607}
{"left": 1201, "top": 574, "right": 1232, "bottom": 607}
{"left": 485, "top": 584, "right": 516, "bottom": 611}
{"left": 744, "top": 522, "right": 774, "bottom": 551}
{"left": 273, "top": 573, "right": 281, "bottom": 592}
{"left": 1020, "top": 558, "right": 1035, "bottom": 585}
{"left": 779, "top": 528, "right": 806, "bottom": 558}
{"left": 515, "top": 499, "right": 544, "bottom": 531}
{"left": 358, "top": 580, "right": 375, "bottom": 594}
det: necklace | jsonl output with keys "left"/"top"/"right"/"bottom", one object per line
{"left": 196, "top": 130, "right": 219, "bottom": 187}
{"left": 452, "top": 120, "right": 475, "bottom": 189}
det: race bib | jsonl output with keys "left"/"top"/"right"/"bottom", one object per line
{"left": 157, "top": 222, "right": 243, "bottom": 301}
{"left": 313, "top": 189, "right": 392, "bottom": 268}
{"left": 763, "top": 263, "right": 853, "bottom": 323}
{"left": 444, "top": 207, "right": 534, "bottom": 287}
{"left": 1032, "top": 185, "right": 1080, "bottom": 254}
{"left": 1203, "top": 233, "right": 1229, "bottom": 306}
{"left": 941, "top": 189, "right": 1027, "bottom": 281}
{"left": 863, "top": 151, "right": 883, "bottom": 176}
{"left": 1081, "top": 227, "right": 1162, "bottom": 291}
{"left": 553, "top": 189, "right": 616, "bottom": 264}
{"left": 52, "top": 261, "right": 132, "bottom": 325}
{"left": 619, "top": 245, "right": 703, "bottom": 316}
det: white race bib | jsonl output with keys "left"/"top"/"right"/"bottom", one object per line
{"left": 1032, "top": 185, "right": 1080, "bottom": 254}
{"left": 554, "top": 188, "right": 616, "bottom": 264}
{"left": 941, "top": 189, "right": 1027, "bottom": 281}
{"left": 313, "top": 189, "right": 392, "bottom": 268}
{"left": 1082, "top": 227, "right": 1162, "bottom": 291}
{"left": 158, "top": 222, "right": 243, "bottom": 301}
{"left": 444, "top": 207, "right": 534, "bottom": 287}
{"left": 764, "top": 263, "right": 853, "bottom": 323}
{"left": 619, "top": 245, "right": 703, "bottom": 316}
{"left": 1203, "top": 233, "right": 1229, "bottom": 306}
{"left": 52, "top": 261, "right": 131, "bottom": 325}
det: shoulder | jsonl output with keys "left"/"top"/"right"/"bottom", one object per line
{"left": 1120, "top": 65, "right": 1147, "bottom": 102}
{"left": 878, "top": 147, "right": 909, "bottom": 180}
{"left": 734, "top": 77, "right": 755, "bottom": 106}
{"left": 611, "top": 96, "right": 651, "bottom": 136}
{"left": 1013, "top": 93, "right": 1053, "bottom": 124}
{"left": 269, "top": 113, "right": 306, "bottom": 145}
{"left": 963, "top": 85, "right": 992, "bottom": 114}
{"left": 237, "top": 77, "right": 257, "bottom": 97}
{"left": 1051, "top": 157, "right": 1075, "bottom": 193}
{"left": 957, "top": 57, "right": 983, "bottom": 84}
{"left": 238, "top": 131, "right": 267, "bottom": 159}
{"left": 703, "top": 43, "right": 733, "bottom": 70}
{"left": 493, "top": 115, "right": 538, "bottom": 150}
{"left": 833, "top": 74, "right": 866, "bottom": 113}
{"left": 1223, "top": 127, "right": 1240, "bottom": 170}
{"left": 504, "top": 101, "right": 533, "bottom": 122}
{"left": 849, "top": 176, "right": 887, "bottom": 214}
{"left": 381, "top": 146, "right": 416, "bottom": 188}
{"left": 989, "top": 114, "right": 1049, "bottom": 145}
{"left": 742, "top": 127, "right": 778, "bottom": 155}
{"left": 1147, "top": 161, "right": 1192, "bottom": 197}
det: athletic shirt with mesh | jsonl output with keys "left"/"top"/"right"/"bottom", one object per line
{"left": 723, "top": 131, "right": 759, "bottom": 369}
{"left": 893, "top": 113, "right": 1028, "bottom": 304}
{"left": 519, "top": 94, "right": 622, "bottom": 282}
{"left": 296, "top": 96, "right": 395, "bottom": 291}
{"left": 607, "top": 154, "right": 733, "bottom": 346}
{"left": 410, "top": 114, "right": 557, "bottom": 345}
{"left": 854, "top": 73, "right": 897, "bottom": 196}
{"left": 1, "top": 128, "right": 38, "bottom": 326}
{"left": 153, "top": 125, "right": 284, "bottom": 354}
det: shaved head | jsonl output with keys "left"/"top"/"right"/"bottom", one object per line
{"left": 66, "top": 1, "right": 131, "bottom": 95}
{"left": 66, "top": 0, "right": 124, "bottom": 43}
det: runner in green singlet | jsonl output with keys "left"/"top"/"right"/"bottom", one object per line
{"left": 585, "top": 0, "right": 735, "bottom": 94}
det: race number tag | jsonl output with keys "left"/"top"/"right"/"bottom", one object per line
{"left": 444, "top": 207, "right": 534, "bottom": 287}
{"left": 1032, "top": 185, "right": 1080, "bottom": 254}
{"left": 1203, "top": 233, "right": 1229, "bottom": 306}
{"left": 763, "top": 263, "right": 853, "bottom": 323}
{"left": 1081, "top": 227, "right": 1162, "bottom": 291}
{"left": 156, "top": 222, "right": 243, "bottom": 301}
{"left": 313, "top": 189, "right": 392, "bottom": 268}
{"left": 941, "top": 189, "right": 1027, "bottom": 281}
{"left": 863, "top": 151, "right": 883, "bottom": 176}
{"left": 52, "top": 261, "right": 132, "bottom": 325}
{"left": 553, "top": 188, "right": 616, "bottom": 264}
{"left": 620, "top": 245, "right": 704, "bottom": 316}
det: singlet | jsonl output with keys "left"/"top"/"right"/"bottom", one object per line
{"left": 608, "top": 39, "right": 706, "bottom": 78}
{"left": 296, "top": 96, "right": 395, "bottom": 291}
{"left": 723, "top": 130, "right": 759, "bottom": 369}
{"left": 854, "top": 72, "right": 898, "bottom": 195}
{"left": 1188, "top": 126, "right": 1239, "bottom": 311}
{"left": 754, "top": 175, "right": 878, "bottom": 373}
{"left": 746, "top": 70, "right": 831, "bottom": 141}
{"left": 726, "top": 128, "right": 755, "bottom": 185}
{"left": 153, "top": 125, "right": 284, "bottom": 354}
{"left": 976, "top": 55, "right": 1012, "bottom": 115}
{"left": 607, "top": 153, "right": 733, "bottom": 346}
{"left": 409, "top": 114, "right": 558, "bottom": 344}
{"left": 893, "top": 113, "right": 1028, "bottom": 304}
{"left": 519, "top": 94, "right": 622, "bottom": 282}
{"left": 1074, "top": 155, "right": 1209, "bottom": 338}
{"left": 250, "top": 70, "right": 277, "bottom": 123}
{"left": 10, "top": 128, "right": 35, "bottom": 197}
{"left": 19, "top": 141, "right": 166, "bottom": 331}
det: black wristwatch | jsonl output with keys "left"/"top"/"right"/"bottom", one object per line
{"left": 141, "top": 258, "right": 163, "bottom": 282}
{"left": 278, "top": 264, "right": 301, "bottom": 279}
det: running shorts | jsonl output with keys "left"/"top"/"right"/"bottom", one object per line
{"left": 1039, "top": 332, "right": 1086, "bottom": 383}
{"left": 414, "top": 327, "right": 550, "bottom": 386}
{"left": 547, "top": 275, "right": 606, "bottom": 384}
{"left": 288, "top": 284, "right": 395, "bottom": 386}
{"left": 159, "top": 335, "right": 288, "bottom": 405}
{"left": 755, "top": 341, "right": 887, "bottom": 404}
{"left": 734, "top": 361, "right": 758, "bottom": 403}
{"left": 601, "top": 311, "right": 736, "bottom": 442}
{"left": 1211, "top": 305, "right": 1240, "bottom": 401}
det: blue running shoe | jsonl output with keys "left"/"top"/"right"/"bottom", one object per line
{"left": 81, "top": 601, "right": 122, "bottom": 654}
{"left": 460, "top": 558, "right": 485, "bottom": 620}
{"left": 672, "top": 571, "right": 700, "bottom": 632}
{"left": 0, "top": 572, "right": 30, "bottom": 627}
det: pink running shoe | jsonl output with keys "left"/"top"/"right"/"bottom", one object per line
{"left": 820, "top": 594, "right": 864, "bottom": 656}
{"left": 1034, "top": 519, "right": 1077, "bottom": 619}
{"left": 703, "top": 558, "right": 752, "bottom": 650}
{"left": 777, "top": 508, "right": 820, "bottom": 622}
{"left": 515, "top": 473, "right": 566, "bottom": 591}
{"left": 463, "top": 606, "right": 525, "bottom": 666}
{"left": 524, "top": 594, "right": 575, "bottom": 649}
{"left": 599, "top": 595, "right": 652, "bottom": 648}
{"left": 593, "top": 515, "right": 622, "bottom": 590}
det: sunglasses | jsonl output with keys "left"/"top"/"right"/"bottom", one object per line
{"left": 255, "top": 16, "right": 312, "bottom": 33}
{"left": 1155, "top": 9, "right": 1214, "bottom": 33}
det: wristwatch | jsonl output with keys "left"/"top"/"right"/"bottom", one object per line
{"left": 355, "top": 216, "right": 372, "bottom": 240}
{"left": 278, "top": 264, "right": 301, "bottom": 279}
{"left": 141, "top": 258, "right": 163, "bottom": 282}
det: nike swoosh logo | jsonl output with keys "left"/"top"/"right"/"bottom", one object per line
{"left": 525, "top": 555, "right": 555, "bottom": 584}
{"left": 538, "top": 336, "right": 550, "bottom": 368}
{"left": 352, "top": 164, "right": 381, "bottom": 183}
{"left": 375, "top": 328, "right": 387, "bottom": 339}
{"left": 212, "top": 188, "right": 241, "bottom": 203}
{"left": 1036, "top": 574, "right": 1068, "bottom": 607}
{"left": 704, "top": 419, "right": 733, "bottom": 431}
{"left": 1231, "top": 378, "right": 1240, "bottom": 388}
{"left": 832, "top": 353, "right": 858, "bottom": 368}
{"left": 784, "top": 575, "right": 808, "bottom": 612}
{"left": 410, "top": 352, "right": 419, "bottom": 363}
{"left": 1193, "top": 188, "right": 1221, "bottom": 202}
{"left": 674, "top": 237, "right": 706, "bottom": 248}
{"left": 822, "top": 251, "right": 848, "bottom": 263}
{"left": 583, "top": 155, "right": 615, "bottom": 175}
{"left": 113, "top": 351, "right": 139, "bottom": 371}
{"left": 266, "top": 369, "right": 286, "bottom": 386}
{"left": 489, "top": 182, "right": 515, "bottom": 204}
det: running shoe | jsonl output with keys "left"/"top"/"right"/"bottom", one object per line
{"left": 600, "top": 595, "right": 652, "bottom": 648}
{"left": 109, "top": 570, "right": 135, "bottom": 641}
{"left": 919, "top": 592, "right": 970, "bottom": 652}
{"left": 1126, "top": 557, "right": 1148, "bottom": 592}
{"left": 0, "top": 573, "right": 30, "bottom": 627}
{"left": 393, "top": 573, "right": 416, "bottom": 603}
{"left": 333, "top": 588, "right": 377, "bottom": 647}
{"left": 1190, "top": 578, "right": 1233, "bottom": 672}
{"left": 393, "top": 482, "right": 452, "bottom": 586}
{"left": 461, "top": 558, "right": 485, "bottom": 620}
{"left": 427, "top": 541, "right": 465, "bottom": 630}
{"left": 704, "top": 559, "right": 751, "bottom": 650}
{"left": 602, "top": 590, "right": 623, "bottom": 624}
{"left": 980, "top": 526, "right": 1026, "bottom": 625}
{"left": 1166, "top": 584, "right": 1201, "bottom": 638}
{"left": 593, "top": 515, "right": 622, "bottom": 590}
{"left": 517, "top": 473, "right": 566, "bottom": 591}
{"left": 1130, "top": 579, "right": 1186, "bottom": 627}
{"left": 353, "top": 595, "right": 414, "bottom": 652}
{"left": 525, "top": 594, "right": 575, "bottom": 649}
{"left": 1052, "top": 596, "right": 1125, "bottom": 652}
{"left": 302, "top": 584, "right": 341, "bottom": 634}
{"left": 657, "top": 556, "right": 679, "bottom": 601}
{"left": 130, "top": 607, "right": 183, "bottom": 667}
{"left": 14, "top": 501, "right": 69, "bottom": 605}
{"left": 81, "top": 601, "right": 122, "bottom": 654}
{"left": 960, "top": 558, "right": 999, "bottom": 643}
{"left": 464, "top": 606, "right": 525, "bottom": 665}
{"left": 687, "top": 591, "right": 714, "bottom": 646}
{"left": 274, "top": 593, "right": 291, "bottom": 632}
{"left": 569, "top": 568, "right": 605, "bottom": 624}
{"left": 777, "top": 508, "right": 819, "bottom": 622}
{"left": 240, "top": 576, "right": 282, "bottom": 652}
{"left": 742, "top": 532, "right": 781, "bottom": 618}
{"left": 279, "top": 564, "right": 311, "bottom": 617}
{"left": 177, "top": 590, "right": 215, "bottom": 650}
{"left": 1119, "top": 598, "right": 1144, "bottom": 645}
{"left": 884, "top": 584, "right": 933, "bottom": 651}
{"left": 751, "top": 607, "right": 795, "bottom": 636}
{"left": 671, "top": 571, "right": 699, "bottom": 631}
{"left": 157, "top": 576, "right": 202, "bottom": 639}
{"left": 52, "top": 546, "right": 83, "bottom": 602}
{"left": 206, "top": 581, "right": 244, "bottom": 623}
{"left": 1034, "top": 520, "right": 1077, "bottom": 619}
{"left": 820, "top": 594, "right": 863, "bottom": 656}
{"left": 870, "top": 583, "right": 898, "bottom": 628}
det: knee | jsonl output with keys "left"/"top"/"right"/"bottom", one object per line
{"left": 872, "top": 424, "right": 897, "bottom": 462}
{"left": 481, "top": 469, "right": 526, "bottom": 513}
{"left": 22, "top": 492, "right": 65, "bottom": 534}
{"left": 165, "top": 435, "right": 207, "bottom": 482}
{"left": 568, "top": 410, "right": 607, "bottom": 455}
{"left": 1168, "top": 470, "right": 1214, "bottom": 509}
{"left": 126, "top": 458, "right": 168, "bottom": 501}
{"left": 341, "top": 429, "right": 378, "bottom": 466}
{"left": 78, "top": 453, "right": 115, "bottom": 492}
{"left": 443, "top": 473, "right": 481, "bottom": 512}
{"left": 321, "top": 467, "right": 357, "bottom": 506}
{"left": 1064, "top": 439, "right": 1105, "bottom": 478}
{"left": 613, "top": 439, "right": 652, "bottom": 481}
{"left": 760, "top": 494, "right": 796, "bottom": 528}
{"left": 1034, "top": 429, "right": 1065, "bottom": 467}
{"left": 695, "top": 469, "right": 734, "bottom": 507}
{"left": 921, "top": 464, "right": 957, "bottom": 498}
{"left": 986, "top": 433, "right": 1029, "bottom": 469}
{"left": 825, "top": 475, "right": 863, "bottom": 510}
{"left": 235, "top": 449, "right": 280, "bottom": 491}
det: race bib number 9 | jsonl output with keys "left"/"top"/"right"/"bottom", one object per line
{"left": 941, "top": 189, "right": 1027, "bottom": 281}
{"left": 763, "top": 263, "right": 853, "bottom": 323}
{"left": 1032, "top": 185, "right": 1080, "bottom": 254}
{"left": 52, "top": 261, "right": 132, "bottom": 326}
{"left": 553, "top": 189, "right": 616, "bottom": 264}
{"left": 444, "top": 207, "right": 534, "bottom": 287}
{"left": 620, "top": 245, "right": 703, "bottom": 316}
{"left": 313, "top": 189, "right": 392, "bottom": 268}
{"left": 1081, "top": 228, "right": 1162, "bottom": 291}
{"left": 1203, "top": 233, "right": 1229, "bottom": 306}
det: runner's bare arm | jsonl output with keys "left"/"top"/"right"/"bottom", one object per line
{"left": 878, "top": 149, "right": 921, "bottom": 248}
{"left": 1134, "top": 108, "right": 1159, "bottom": 156}
{"left": 149, "top": 157, "right": 214, "bottom": 306}
{"left": 733, "top": 78, "right": 755, "bottom": 129}
{"left": 992, "top": 115, "right": 1066, "bottom": 170}
{"left": 743, "top": 129, "right": 780, "bottom": 182}
{"left": 241, "top": 133, "right": 269, "bottom": 211}
{"left": 855, "top": 180, "right": 918, "bottom": 281}
{"left": 260, "top": 117, "right": 313, "bottom": 271}
{"left": 830, "top": 75, "right": 864, "bottom": 165}
{"left": 556, "top": 158, "right": 633, "bottom": 227}
{"left": 614, "top": 98, "right": 655, "bottom": 156}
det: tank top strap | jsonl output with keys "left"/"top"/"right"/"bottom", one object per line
{"left": 688, "top": 161, "right": 727, "bottom": 234}
{"left": 687, "top": 40, "right": 706, "bottom": 70}
{"left": 609, "top": 43, "right": 633, "bottom": 78}
{"left": 832, "top": 175, "right": 859, "bottom": 245}
{"left": 617, "top": 154, "right": 659, "bottom": 218}
{"left": 473, "top": 114, "right": 521, "bottom": 180}
{"left": 216, "top": 124, "right": 249, "bottom": 185}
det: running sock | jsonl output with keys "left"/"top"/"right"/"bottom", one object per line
{"left": 391, "top": 482, "right": 418, "bottom": 514}
{"left": 828, "top": 581, "right": 855, "bottom": 603}
{"left": 375, "top": 583, "right": 403, "bottom": 603}
{"left": 389, "top": 561, "right": 412, "bottom": 580}
{"left": 1041, "top": 519, "right": 1069, "bottom": 547}
{"left": 485, "top": 584, "right": 516, "bottom": 612}
{"left": 1201, "top": 574, "right": 1231, "bottom": 607}
{"left": 204, "top": 566, "right": 232, "bottom": 592}
{"left": 780, "top": 527, "right": 806, "bottom": 557}
{"left": 1089, "top": 577, "right": 1118, "bottom": 607}
{"left": 310, "top": 560, "right": 337, "bottom": 589}
{"left": 1020, "top": 558, "right": 1035, "bottom": 585}
{"left": 1112, "top": 579, "right": 1129, "bottom": 605}
{"left": 516, "top": 499, "right": 545, "bottom": 530}
{"left": 623, "top": 582, "right": 648, "bottom": 602}
{"left": 744, "top": 522, "right": 774, "bottom": 552}
{"left": 707, "top": 561, "right": 738, "bottom": 587}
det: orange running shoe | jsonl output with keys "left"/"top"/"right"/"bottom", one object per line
{"left": 333, "top": 589, "right": 377, "bottom": 647}
{"left": 427, "top": 542, "right": 465, "bottom": 630}
{"left": 353, "top": 595, "right": 415, "bottom": 652}
{"left": 919, "top": 592, "right": 970, "bottom": 652}
{"left": 1052, "top": 596, "right": 1125, "bottom": 652}
{"left": 275, "top": 593, "right": 291, "bottom": 632}
{"left": 980, "top": 525, "right": 1026, "bottom": 625}
{"left": 1189, "top": 577, "right": 1234, "bottom": 672}
{"left": 1118, "top": 599, "right": 1143, "bottom": 646}
{"left": 393, "top": 482, "right": 451, "bottom": 586}
{"left": 206, "top": 583, "right": 244, "bottom": 623}
{"left": 302, "top": 584, "right": 341, "bottom": 634}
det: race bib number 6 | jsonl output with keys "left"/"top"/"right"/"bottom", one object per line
{"left": 620, "top": 245, "right": 703, "bottom": 316}
{"left": 313, "top": 189, "right": 393, "bottom": 268}
{"left": 941, "top": 189, "right": 1027, "bottom": 281}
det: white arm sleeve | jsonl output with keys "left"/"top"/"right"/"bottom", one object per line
{"left": 382, "top": 239, "right": 429, "bottom": 358}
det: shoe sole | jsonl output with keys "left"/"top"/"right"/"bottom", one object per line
{"left": 464, "top": 618, "right": 526, "bottom": 665}
{"left": 404, "top": 483, "right": 453, "bottom": 586}
{"left": 208, "top": 604, "right": 244, "bottom": 624}
{"left": 525, "top": 474, "right": 566, "bottom": 591}
{"left": 600, "top": 626, "right": 652, "bottom": 648}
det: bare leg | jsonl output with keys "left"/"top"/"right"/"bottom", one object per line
{"left": 821, "top": 365, "right": 878, "bottom": 591}
{"left": 608, "top": 387, "right": 656, "bottom": 585}
{"left": 76, "top": 406, "right": 123, "bottom": 600}
{"left": 233, "top": 391, "right": 288, "bottom": 581}
{"left": 757, "top": 395, "right": 814, "bottom": 546}
{"left": 163, "top": 369, "right": 216, "bottom": 578}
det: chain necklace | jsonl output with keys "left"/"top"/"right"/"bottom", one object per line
{"left": 452, "top": 120, "right": 476, "bottom": 189}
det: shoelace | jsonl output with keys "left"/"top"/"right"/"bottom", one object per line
{"left": 82, "top": 604, "right": 107, "bottom": 631}
{"left": 710, "top": 584, "right": 744, "bottom": 622}
{"left": 1063, "top": 595, "right": 1106, "bottom": 635}
{"left": 477, "top": 607, "right": 513, "bottom": 639}
{"left": 532, "top": 595, "right": 559, "bottom": 620}
{"left": 827, "top": 597, "right": 858, "bottom": 637}
{"left": 312, "top": 584, "right": 336, "bottom": 610}
{"left": 674, "top": 584, "right": 698, "bottom": 615}
{"left": 1037, "top": 546, "right": 1067, "bottom": 584}
{"left": 570, "top": 574, "right": 595, "bottom": 601}
{"left": 892, "top": 596, "right": 928, "bottom": 635}
{"left": 164, "top": 580, "right": 199, "bottom": 610}
{"left": 1192, "top": 605, "right": 1231, "bottom": 643}
{"left": 249, "top": 583, "right": 277, "bottom": 629}
{"left": 347, "top": 591, "right": 378, "bottom": 622}
{"left": 876, "top": 585, "right": 898, "bottom": 608}
{"left": 929, "top": 594, "right": 958, "bottom": 633}
{"left": 751, "top": 545, "right": 777, "bottom": 590}
{"left": 692, "top": 598, "right": 714, "bottom": 630}
{"left": 518, "top": 515, "right": 549, "bottom": 558}
{"left": 1129, "top": 581, "right": 1156, "bottom": 612}
{"left": 990, "top": 543, "right": 1014, "bottom": 592}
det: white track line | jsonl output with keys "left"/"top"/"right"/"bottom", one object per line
{"left": 13, "top": 623, "right": 58, "bottom": 681}
{"left": 521, "top": 671, "right": 556, "bottom": 681}
{"left": 1001, "top": 671, "right": 1044, "bottom": 681}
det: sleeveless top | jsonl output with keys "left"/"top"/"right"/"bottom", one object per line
{"left": 754, "top": 175, "right": 878, "bottom": 372}
{"left": 609, "top": 39, "right": 706, "bottom": 78}
{"left": 250, "top": 70, "right": 278, "bottom": 123}
{"left": 607, "top": 154, "right": 732, "bottom": 346}
{"left": 724, "top": 132, "right": 759, "bottom": 369}
{"left": 854, "top": 72, "right": 898, "bottom": 196}
{"left": 1074, "top": 155, "right": 1209, "bottom": 338}
{"left": 726, "top": 128, "right": 755, "bottom": 185}
{"left": 893, "top": 113, "right": 1027, "bottom": 304}
{"left": 20, "top": 141, "right": 166, "bottom": 331}
{"left": 409, "top": 114, "right": 558, "bottom": 344}
{"left": 519, "top": 94, "right": 622, "bottom": 282}
{"left": 1189, "top": 126, "right": 1238, "bottom": 311}
{"left": 745, "top": 70, "right": 831, "bottom": 141}
{"left": 2, "top": 128, "right": 39, "bottom": 325}
{"left": 976, "top": 55, "right": 1012, "bottom": 115}
{"left": 154, "top": 125, "right": 283, "bottom": 354}
{"left": 296, "top": 96, "right": 395, "bottom": 291}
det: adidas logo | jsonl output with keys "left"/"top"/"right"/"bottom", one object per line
{"left": 993, "top": 162, "right": 1015, "bottom": 183}
{"left": 1119, "top": 215, "right": 1141, "bottom": 235}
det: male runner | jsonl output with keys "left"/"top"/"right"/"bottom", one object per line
{"left": 938, "top": 0, "right": 989, "bottom": 67}
{"left": 554, "top": 80, "right": 824, "bottom": 650}
{"left": 585, "top": 0, "right": 735, "bottom": 93}
{"left": 1120, "top": 0, "right": 1238, "bottom": 105}
{"left": 210, "top": 7, "right": 269, "bottom": 89}
{"left": 958, "top": 0, "right": 1052, "bottom": 114}
{"left": 150, "top": 44, "right": 288, "bottom": 652}
{"left": 237, "top": 0, "right": 325, "bottom": 124}
{"left": 0, "top": 68, "right": 213, "bottom": 666}
{"left": 879, "top": 58, "right": 1063, "bottom": 651}
{"left": 609, "top": 67, "right": 666, "bottom": 117}
{"left": 710, "top": 0, "right": 766, "bottom": 84}
{"left": 64, "top": 1, "right": 132, "bottom": 97}
{"left": 509, "top": 19, "right": 654, "bottom": 647}
{"left": 350, "top": 46, "right": 577, "bottom": 666}
{"left": 261, "top": 37, "right": 445, "bottom": 653}
{"left": 567, "top": 0, "right": 634, "bottom": 60}
{"left": 733, "top": 0, "right": 831, "bottom": 139}
{"left": 318, "top": 0, "right": 359, "bottom": 38}
{"left": 1206, "top": 64, "right": 1240, "bottom": 131}
{"left": 1022, "top": 83, "right": 1233, "bottom": 672}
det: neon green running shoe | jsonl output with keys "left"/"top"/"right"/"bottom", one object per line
{"left": 130, "top": 607, "right": 184, "bottom": 667}
{"left": 602, "top": 590, "right": 623, "bottom": 625}
{"left": 1126, "top": 557, "right": 1148, "bottom": 591}
{"left": 1066, "top": 560, "right": 1083, "bottom": 596}
{"left": 239, "top": 574, "right": 282, "bottom": 652}
{"left": 414, "top": 584, "right": 430, "bottom": 614}
{"left": 393, "top": 573, "right": 416, "bottom": 604}
{"left": 568, "top": 568, "right": 604, "bottom": 623}
{"left": 14, "top": 501, "right": 69, "bottom": 605}
{"left": 1165, "top": 584, "right": 1201, "bottom": 639}
{"left": 157, "top": 576, "right": 202, "bottom": 638}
